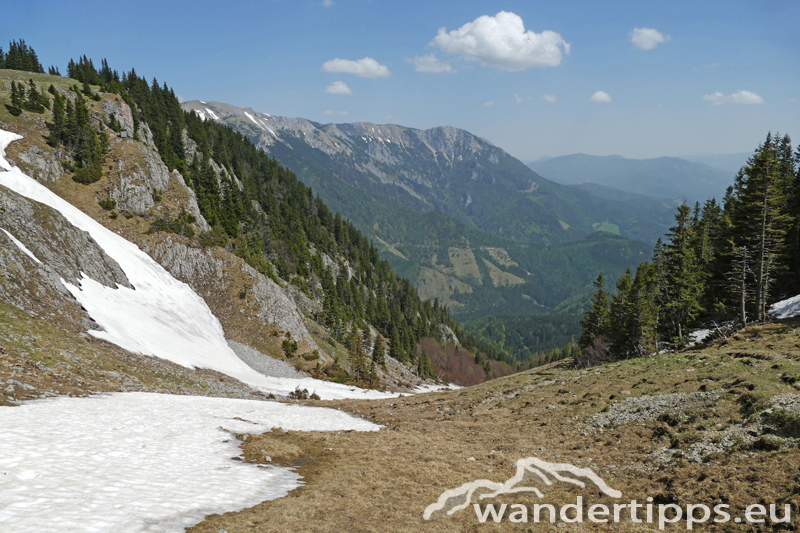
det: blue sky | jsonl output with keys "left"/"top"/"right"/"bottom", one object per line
{"left": 4, "top": 0, "right": 799, "bottom": 159}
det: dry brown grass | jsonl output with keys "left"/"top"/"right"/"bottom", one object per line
{"left": 189, "top": 320, "right": 800, "bottom": 532}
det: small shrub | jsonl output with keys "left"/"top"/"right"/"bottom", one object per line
{"left": 303, "top": 350, "right": 320, "bottom": 361}
{"left": 768, "top": 409, "right": 800, "bottom": 437}
{"left": 752, "top": 436, "right": 781, "bottom": 452}
{"left": 147, "top": 210, "right": 196, "bottom": 237}
{"left": 282, "top": 339, "right": 298, "bottom": 358}
{"left": 289, "top": 387, "right": 310, "bottom": 400}
{"left": 98, "top": 198, "right": 116, "bottom": 211}
{"left": 198, "top": 228, "right": 228, "bottom": 248}
{"left": 73, "top": 165, "right": 102, "bottom": 185}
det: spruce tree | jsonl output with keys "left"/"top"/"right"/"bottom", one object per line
{"left": 660, "top": 203, "right": 704, "bottom": 342}
{"left": 723, "top": 133, "right": 792, "bottom": 322}
{"left": 578, "top": 273, "right": 610, "bottom": 349}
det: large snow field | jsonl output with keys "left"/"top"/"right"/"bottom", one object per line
{"left": 0, "top": 392, "right": 379, "bottom": 532}
{"left": 0, "top": 129, "right": 395, "bottom": 400}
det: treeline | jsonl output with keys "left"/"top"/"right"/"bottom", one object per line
{"left": 3, "top": 73, "right": 108, "bottom": 186}
{"left": 57, "top": 54, "right": 503, "bottom": 379}
{"left": 0, "top": 40, "right": 44, "bottom": 73}
{"left": 467, "top": 313, "right": 581, "bottom": 364}
{"left": 577, "top": 133, "right": 800, "bottom": 367}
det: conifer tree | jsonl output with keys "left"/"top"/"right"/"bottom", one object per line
{"left": 578, "top": 273, "right": 610, "bottom": 351}
{"left": 724, "top": 133, "right": 792, "bottom": 322}
{"left": 659, "top": 203, "right": 704, "bottom": 341}
{"left": 608, "top": 269, "right": 634, "bottom": 356}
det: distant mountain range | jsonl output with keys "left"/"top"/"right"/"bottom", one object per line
{"left": 526, "top": 153, "right": 738, "bottom": 203}
{"left": 181, "top": 100, "right": 667, "bottom": 318}
{"left": 680, "top": 152, "right": 751, "bottom": 174}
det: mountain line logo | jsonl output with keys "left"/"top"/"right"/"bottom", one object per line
{"left": 423, "top": 457, "right": 622, "bottom": 520}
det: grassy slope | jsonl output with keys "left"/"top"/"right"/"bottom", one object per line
{"left": 191, "top": 318, "right": 800, "bottom": 532}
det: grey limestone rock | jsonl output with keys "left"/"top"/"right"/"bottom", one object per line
{"left": 15, "top": 144, "right": 65, "bottom": 183}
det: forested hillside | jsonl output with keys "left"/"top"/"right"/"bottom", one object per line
{"left": 577, "top": 133, "right": 800, "bottom": 366}
{"left": 1, "top": 45, "right": 512, "bottom": 383}
{"left": 179, "top": 101, "right": 657, "bottom": 366}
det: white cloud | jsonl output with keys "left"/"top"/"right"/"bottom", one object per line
{"left": 703, "top": 90, "right": 764, "bottom": 105}
{"left": 325, "top": 81, "right": 353, "bottom": 95}
{"left": 542, "top": 94, "right": 557, "bottom": 103}
{"left": 483, "top": 101, "right": 495, "bottom": 107}
{"left": 322, "top": 0, "right": 334, "bottom": 6}
{"left": 321, "top": 57, "right": 390, "bottom": 78}
{"left": 515, "top": 94, "right": 531, "bottom": 104}
{"left": 590, "top": 91, "right": 612, "bottom": 103}
{"left": 631, "top": 27, "right": 669, "bottom": 50}
{"left": 407, "top": 54, "right": 455, "bottom": 74}
{"left": 324, "top": 110, "right": 348, "bottom": 116}
{"left": 790, "top": 98, "right": 798, "bottom": 103}
{"left": 432, "top": 11, "right": 570, "bottom": 71}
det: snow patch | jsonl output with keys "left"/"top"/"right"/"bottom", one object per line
{"left": 688, "top": 328, "right": 712, "bottom": 345}
{"left": 413, "top": 383, "right": 463, "bottom": 394}
{"left": 243, "top": 111, "right": 265, "bottom": 130}
{"left": 771, "top": 294, "right": 800, "bottom": 319}
{"left": 204, "top": 107, "right": 220, "bottom": 121}
{"left": 1, "top": 228, "right": 41, "bottom": 263}
{"left": 0, "top": 392, "right": 378, "bottom": 532}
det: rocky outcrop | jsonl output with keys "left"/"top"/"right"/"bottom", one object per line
{"left": 101, "top": 98, "right": 135, "bottom": 138}
{"left": 104, "top": 137, "right": 210, "bottom": 233}
{"left": 15, "top": 144, "right": 65, "bottom": 183}
{"left": 143, "top": 236, "right": 319, "bottom": 356}
{"left": 0, "top": 185, "right": 131, "bottom": 289}
{"left": 0, "top": 185, "right": 129, "bottom": 333}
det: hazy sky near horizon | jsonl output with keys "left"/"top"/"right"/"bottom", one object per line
{"left": 4, "top": 0, "right": 798, "bottom": 160}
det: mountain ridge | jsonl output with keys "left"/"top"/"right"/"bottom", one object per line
{"left": 180, "top": 100, "right": 670, "bottom": 323}
{"left": 527, "top": 152, "right": 735, "bottom": 203}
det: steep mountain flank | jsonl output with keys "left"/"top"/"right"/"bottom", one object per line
{"left": 0, "top": 184, "right": 125, "bottom": 334}
{"left": 183, "top": 100, "right": 672, "bottom": 246}
{"left": 0, "top": 66, "right": 500, "bottom": 393}
{"left": 181, "top": 100, "right": 658, "bottom": 321}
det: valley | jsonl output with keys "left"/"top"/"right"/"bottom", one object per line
{"left": 180, "top": 100, "right": 664, "bottom": 341}
{"left": 0, "top": 13, "right": 796, "bottom": 531}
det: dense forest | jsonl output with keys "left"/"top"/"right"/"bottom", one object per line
{"left": 2, "top": 43, "right": 509, "bottom": 383}
{"left": 576, "top": 133, "right": 800, "bottom": 367}
{"left": 467, "top": 313, "right": 581, "bottom": 366}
